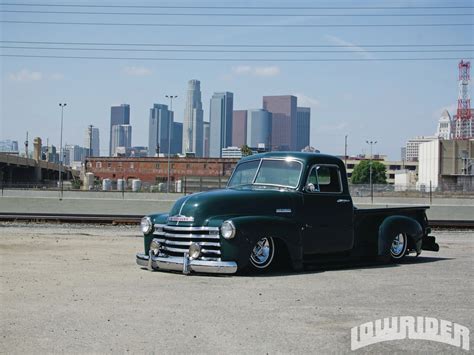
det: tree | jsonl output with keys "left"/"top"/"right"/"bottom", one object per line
{"left": 240, "top": 145, "right": 253, "bottom": 157}
{"left": 351, "top": 160, "right": 387, "bottom": 184}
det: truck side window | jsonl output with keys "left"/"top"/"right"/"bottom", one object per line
{"left": 307, "top": 165, "right": 342, "bottom": 193}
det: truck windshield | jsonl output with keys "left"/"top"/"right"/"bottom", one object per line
{"left": 228, "top": 159, "right": 303, "bottom": 189}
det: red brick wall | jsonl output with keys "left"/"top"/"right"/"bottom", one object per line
{"left": 85, "top": 157, "right": 239, "bottom": 183}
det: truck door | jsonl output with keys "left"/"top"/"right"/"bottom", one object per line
{"left": 302, "top": 164, "right": 354, "bottom": 254}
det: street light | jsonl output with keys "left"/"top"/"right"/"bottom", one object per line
{"left": 165, "top": 95, "right": 178, "bottom": 193}
{"left": 58, "top": 103, "right": 67, "bottom": 200}
{"left": 366, "top": 140, "right": 377, "bottom": 204}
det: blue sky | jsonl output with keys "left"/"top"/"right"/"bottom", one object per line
{"left": 1, "top": 0, "right": 473, "bottom": 159}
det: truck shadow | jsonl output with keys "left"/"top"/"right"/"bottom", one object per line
{"left": 260, "top": 256, "right": 454, "bottom": 278}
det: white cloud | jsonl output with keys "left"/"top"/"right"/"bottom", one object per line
{"left": 122, "top": 66, "right": 153, "bottom": 76}
{"left": 50, "top": 73, "right": 64, "bottom": 80}
{"left": 231, "top": 65, "right": 281, "bottom": 78}
{"left": 320, "top": 122, "right": 349, "bottom": 132}
{"left": 324, "top": 34, "right": 374, "bottom": 59}
{"left": 8, "top": 69, "right": 43, "bottom": 82}
{"left": 294, "top": 93, "right": 320, "bottom": 108}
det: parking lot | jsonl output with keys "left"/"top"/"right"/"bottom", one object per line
{"left": 1, "top": 223, "right": 473, "bottom": 354}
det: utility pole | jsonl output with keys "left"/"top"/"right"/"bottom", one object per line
{"left": 344, "top": 135, "right": 348, "bottom": 167}
{"left": 24, "top": 131, "right": 29, "bottom": 158}
{"left": 366, "top": 140, "right": 377, "bottom": 204}
{"left": 165, "top": 95, "right": 178, "bottom": 193}
{"left": 59, "top": 103, "right": 67, "bottom": 200}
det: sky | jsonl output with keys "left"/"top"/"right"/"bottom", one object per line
{"left": 1, "top": 0, "right": 473, "bottom": 159}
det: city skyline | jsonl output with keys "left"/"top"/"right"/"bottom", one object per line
{"left": 2, "top": 0, "right": 472, "bottom": 160}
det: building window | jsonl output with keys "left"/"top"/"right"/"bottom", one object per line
{"left": 107, "top": 163, "right": 112, "bottom": 168}
{"left": 130, "top": 163, "right": 134, "bottom": 169}
{"left": 118, "top": 162, "right": 122, "bottom": 168}
{"left": 156, "top": 163, "right": 160, "bottom": 169}
{"left": 186, "top": 163, "right": 191, "bottom": 169}
{"left": 96, "top": 162, "right": 102, "bottom": 168}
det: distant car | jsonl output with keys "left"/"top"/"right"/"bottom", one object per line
{"left": 136, "top": 152, "right": 439, "bottom": 274}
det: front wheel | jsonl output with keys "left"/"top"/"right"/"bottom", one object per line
{"left": 249, "top": 237, "right": 275, "bottom": 272}
{"left": 390, "top": 233, "right": 408, "bottom": 261}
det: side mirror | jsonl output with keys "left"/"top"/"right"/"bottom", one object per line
{"left": 305, "top": 183, "right": 316, "bottom": 192}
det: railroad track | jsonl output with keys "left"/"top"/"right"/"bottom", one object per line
{"left": 0, "top": 212, "right": 473, "bottom": 228}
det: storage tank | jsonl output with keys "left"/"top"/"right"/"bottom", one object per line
{"left": 132, "top": 179, "right": 142, "bottom": 192}
{"left": 102, "top": 178, "right": 112, "bottom": 191}
{"left": 85, "top": 172, "right": 95, "bottom": 190}
{"left": 117, "top": 179, "right": 125, "bottom": 191}
{"left": 175, "top": 180, "right": 182, "bottom": 193}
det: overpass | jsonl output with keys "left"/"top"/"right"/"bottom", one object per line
{"left": 0, "top": 153, "right": 79, "bottom": 187}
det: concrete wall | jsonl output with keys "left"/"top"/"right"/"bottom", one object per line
{"left": 0, "top": 189, "right": 472, "bottom": 221}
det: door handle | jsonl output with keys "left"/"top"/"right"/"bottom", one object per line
{"left": 337, "top": 199, "right": 351, "bottom": 203}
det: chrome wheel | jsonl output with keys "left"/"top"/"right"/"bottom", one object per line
{"left": 390, "top": 233, "right": 407, "bottom": 259}
{"left": 250, "top": 237, "right": 275, "bottom": 269}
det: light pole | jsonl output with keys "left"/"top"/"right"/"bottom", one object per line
{"left": 59, "top": 103, "right": 67, "bottom": 200}
{"left": 165, "top": 95, "right": 177, "bottom": 193}
{"left": 366, "top": 140, "right": 377, "bottom": 204}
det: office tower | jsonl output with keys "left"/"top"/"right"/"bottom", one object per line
{"left": 109, "top": 104, "right": 130, "bottom": 156}
{"left": 209, "top": 92, "right": 234, "bottom": 158}
{"left": 172, "top": 122, "right": 183, "bottom": 155}
{"left": 232, "top": 110, "right": 247, "bottom": 148}
{"left": 182, "top": 80, "right": 204, "bottom": 157}
{"left": 262, "top": 95, "right": 297, "bottom": 151}
{"left": 84, "top": 126, "right": 100, "bottom": 157}
{"left": 0, "top": 139, "right": 19, "bottom": 153}
{"left": 203, "top": 121, "right": 210, "bottom": 157}
{"left": 247, "top": 109, "right": 272, "bottom": 149}
{"left": 296, "top": 107, "right": 311, "bottom": 151}
{"left": 111, "top": 124, "right": 132, "bottom": 156}
{"left": 436, "top": 109, "right": 453, "bottom": 140}
{"left": 148, "top": 104, "right": 173, "bottom": 157}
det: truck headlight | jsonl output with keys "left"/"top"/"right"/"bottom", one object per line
{"left": 221, "top": 220, "right": 236, "bottom": 240}
{"left": 140, "top": 217, "right": 153, "bottom": 234}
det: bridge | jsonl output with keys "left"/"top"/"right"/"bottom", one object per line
{"left": 0, "top": 153, "right": 79, "bottom": 187}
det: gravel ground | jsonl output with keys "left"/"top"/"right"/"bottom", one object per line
{"left": 1, "top": 223, "right": 473, "bottom": 354}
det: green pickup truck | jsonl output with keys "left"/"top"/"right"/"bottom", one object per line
{"left": 136, "top": 152, "right": 439, "bottom": 274}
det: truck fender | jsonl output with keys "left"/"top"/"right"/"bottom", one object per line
{"left": 220, "top": 216, "right": 304, "bottom": 271}
{"left": 378, "top": 215, "right": 423, "bottom": 256}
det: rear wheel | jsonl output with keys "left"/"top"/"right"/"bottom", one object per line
{"left": 390, "top": 233, "right": 408, "bottom": 261}
{"left": 249, "top": 237, "right": 275, "bottom": 272}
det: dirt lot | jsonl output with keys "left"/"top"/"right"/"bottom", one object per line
{"left": 1, "top": 223, "right": 473, "bottom": 354}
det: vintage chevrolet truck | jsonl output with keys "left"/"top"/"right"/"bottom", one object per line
{"left": 136, "top": 152, "right": 439, "bottom": 274}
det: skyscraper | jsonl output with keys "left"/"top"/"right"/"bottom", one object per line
{"left": 203, "top": 121, "right": 210, "bottom": 157}
{"left": 232, "top": 110, "right": 247, "bottom": 148}
{"left": 172, "top": 122, "right": 183, "bottom": 155}
{"left": 209, "top": 92, "right": 234, "bottom": 158}
{"left": 262, "top": 95, "right": 297, "bottom": 151}
{"left": 84, "top": 126, "right": 100, "bottom": 157}
{"left": 247, "top": 109, "right": 272, "bottom": 149}
{"left": 111, "top": 124, "right": 132, "bottom": 156}
{"left": 148, "top": 104, "right": 173, "bottom": 157}
{"left": 109, "top": 104, "right": 130, "bottom": 156}
{"left": 182, "top": 80, "right": 204, "bottom": 157}
{"left": 296, "top": 107, "right": 311, "bottom": 151}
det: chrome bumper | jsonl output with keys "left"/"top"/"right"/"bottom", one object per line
{"left": 136, "top": 252, "right": 238, "bottom": 274}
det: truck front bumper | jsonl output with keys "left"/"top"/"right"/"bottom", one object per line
{"left": 136, "top": 252, "right": 238, "bottom": 274}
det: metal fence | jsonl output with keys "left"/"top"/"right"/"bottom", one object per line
{"left": 2, "top": 178, "right": 474, "bottom": 197}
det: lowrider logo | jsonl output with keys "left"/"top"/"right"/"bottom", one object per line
{"left": 168, "top": 215, "right": 195, "bottom": 222}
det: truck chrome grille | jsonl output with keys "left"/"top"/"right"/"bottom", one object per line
{"left": 152, "top": 224, "right": 221, "bottom": 260}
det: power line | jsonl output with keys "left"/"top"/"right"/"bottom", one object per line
{"left": 1, "top": 3, "right": 473, "bottom": 10}
{"left": 1, "top": 10, "right": 473, "bottom": 17}
{"left": 2, "top": 20, "right": 472, "bottom": 27}
{"left": 2, "top": 46, "right": 473, "bottom": 54}
{"left": 3, "top": 40, "right": 472, "bottom": 48}
{"left": 2, "top": 54, "right": 472, "bottom": 61}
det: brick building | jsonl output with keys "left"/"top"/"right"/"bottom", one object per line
{"left": 85, "top": 157, "right": 239, "bottom": 184}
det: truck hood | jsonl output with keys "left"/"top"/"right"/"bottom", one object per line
{"left": 168, "top": 187, "right": 300, "bottom": 225}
